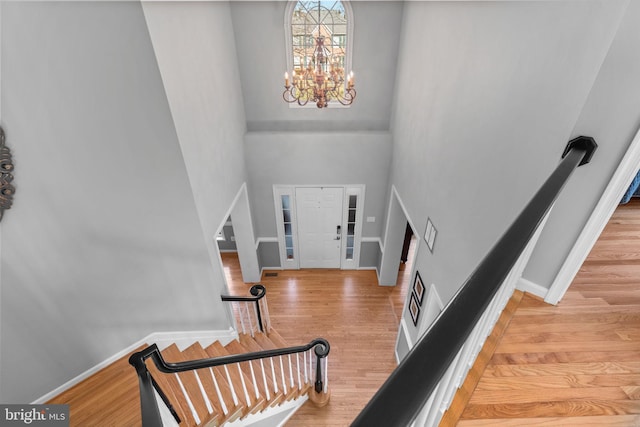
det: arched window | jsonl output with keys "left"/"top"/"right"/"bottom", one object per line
{"left": 284, "top": 1, "right": 354, "bottom": 108}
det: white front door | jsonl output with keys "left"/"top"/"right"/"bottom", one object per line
{"left": 296, "top": 187, "right": 343, "bottom": 268}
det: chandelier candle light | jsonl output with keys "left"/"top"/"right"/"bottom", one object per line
{"left": 283, "top": 35, "right": 356, "bottom": 108}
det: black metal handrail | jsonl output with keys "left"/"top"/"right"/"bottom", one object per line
{"left": 351, "top": 137, "right": 597, "bottom": 426}
{"left": 130, "top": 338, "right": 330, "bottom": 426}
{"left": 221, "top": 284, "right": 268, "bottom": 333}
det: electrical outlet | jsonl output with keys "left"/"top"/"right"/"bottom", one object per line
{"left": 366, "top": 216, "right": 375, "bottom": 223}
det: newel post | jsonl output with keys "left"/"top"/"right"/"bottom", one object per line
{"left": 309, "top": 339, "right": 331, "bottom": 407}
{"left": 250, "top": 284, "right": 266, "bottom": 333}
{"left": 129, "top": 349, "right": 163, "bottom": 426}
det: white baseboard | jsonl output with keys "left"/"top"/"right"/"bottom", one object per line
{"left": 516, "top": 277, "right": 548, "bottom": 300}
{"left": 32, "top": 328, "right": 238, "bottom": 404}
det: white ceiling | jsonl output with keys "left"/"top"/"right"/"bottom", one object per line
{"left": 229, "top": 1, "right": 405, "bottom": 132}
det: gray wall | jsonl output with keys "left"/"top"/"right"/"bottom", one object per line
{"left": 217, "top": 224, "right": 238, "bottom": 252}
{"left": 523, "top": 0, "right": 640, "bottom": 289}
{"left": 0, "top": 1, "right": 237, "bottom": 402}
{"left": 142, "top": 1, "right": 251, "bottom": 282}
{"left": 388, "top": 1, "right": 629, "bottom": 341}
{"left": 258, "top": 241, "right": 281, "bottom": 270}
{"left": 359, "top": 241, "right": 381, "bottom": 269}
{"left": 244, "top": 131, "right": 392, "bottom": 244}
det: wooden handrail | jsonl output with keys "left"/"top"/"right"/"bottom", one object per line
{"left": 351, "top": 137, "right": 597, "bottom": 426}
{"left": 221, "top": 284, "right": 268, "bottom": 333}
{"left": 130, "top": 338, "right": 330, "bottom": 426}
{"left": 220, "top": 284, "right": 266, "bottom": 302}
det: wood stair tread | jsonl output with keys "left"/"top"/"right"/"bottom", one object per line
{"left": 248, "top": 333, "right": 302, "bottom": 402}
{"left": 203, "top": 342, "right": 267, "bottom": 416}
{"left": 182, "top": 343, "right": 245, "bottom": 424}
{"left": 161, "top": 344, "right": 220, "bottom": 427}
{"left": 265, "top": 328, "right": 289, "bottom": 348}
{"left": 224, "top": 338, "right": 287, "bottom": 407}
{"left": 47, "top": 326, "right": 317, "bottom": 427}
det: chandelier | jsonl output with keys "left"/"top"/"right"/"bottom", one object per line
{"left": 283, "top": 34, "right": 356, "bottom": 108}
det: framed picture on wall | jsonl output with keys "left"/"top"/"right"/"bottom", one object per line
{"left": 413, "top": 271, "right": 425, "bottom": 306}
{"left": 425, "top": 217, "right": 437, "bottom": 253}
{"left": 409, "top": 293, "right": 420, "bottom": 326}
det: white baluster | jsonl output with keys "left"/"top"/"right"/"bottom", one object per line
{"left": 245, "top": 302, "right": 254, "bottom": 337}
{"left": 308, "top": 350, "right": 313, "bottom": 385}
{"left": 237, "top": 302, "right": 246, "bottom": 335}
{"left": 208, "top": 368, "right": 228, "bottom": 415}
{"left": 260, "top": 359, "right": 271, "bottom": 400}
{"left": 194, "top": 371, "right": 214, "bottom": 415}
{"left": 288, "top": 354, "right": 295, "bottom": 389}
{"left": 262, "top": 297, "right": 272, "bottom": 333}
{"left": 252, "top": 302, "right": 261, "bottom": 332}
{"left": 270, "top": 357, "right": 278, "bottom": 393}
{"left": 175, "top": 373, "right": 201, "bottom": 425}
{"left": 279, "top": 356, "right": 287, "bottom": 394}
{"left": 234, "top": 363, "right": 250, "bottom": 409}
{"left": 244, "top": 361, "right": 259, "bottom": 401}
{"left": 296, "top": 353, "right": 302, "bottom": 390}
{"left": 323, "top": 356, "right": 328, "bottom": 393}
{"left": 223, "top": 365, "right": 239, "bottom": 406}
{"left": 303, "top": 351, "right": 309, "bottom": 384}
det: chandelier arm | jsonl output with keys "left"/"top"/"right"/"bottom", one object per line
{"left": 334, "top": 89, "right": 356, "bottom": 106}
{"left": 283, "top": 87, "right": 298, "bottom": 104}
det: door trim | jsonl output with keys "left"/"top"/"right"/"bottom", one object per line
{"left": 274, "top": 185, "right": 300, "bottom": 269}
{"left": 546, "top": 125, "right": 640, "bottom": 304}
{"left": 273, "top": 184, "right": 365, "bottom": 270}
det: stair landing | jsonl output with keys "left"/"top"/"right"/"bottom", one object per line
{"left": 47, "top": 346, "right": 146, "bottom": 427}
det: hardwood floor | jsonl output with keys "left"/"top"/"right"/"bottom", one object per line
{"left": 222, "top": 245, "right": 413, "bottom": 426}
{"left": 227, "top": 200, "right": 640, "bottom": 426}
{"left": 46, "top": 197, "right": 640, "bottom": 427}
{"left": 47, "top": 346, "right": 145, "bottom": 426}
{"left": 457, "top": 199, "right": 640, "bottom": 426}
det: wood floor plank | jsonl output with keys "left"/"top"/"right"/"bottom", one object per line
{"left": 46, "top": 346, "right": 146, "bottom": 427}
{"left": 498, "top": 328, "right": 638, "bottom": 344}
{"left": 476, "top": 374, "right": 640, "bottom": 391}
{"left": 468, "top": 386, "right": 630, "bottom": 405}
{"left": 494, "top": 340, "right": 640, "bottom": 354}
{"left": 457, "top": 414, "right": 640, "bottom": 426}
{"left": 483, "top": 362, "right": 640, "bottom": 377}
{"left": 461, "top": 399, "right": 640, "bottom": 419}
{"left": 489, "top": 350, "right": 640, "bottom": 365}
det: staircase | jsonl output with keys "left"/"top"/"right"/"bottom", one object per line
{"left": 145, "top": 329, "right": 319, "bottom": 427}
{"left": 47, "top": 329, "right": 327, "bottom": 426}
{"left": 48, "top": 284, "right": 329, "bottom": 426}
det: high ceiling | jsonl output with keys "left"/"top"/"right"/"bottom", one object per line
{"left": 229, "top": 1, "right": 405, "bottom": 132}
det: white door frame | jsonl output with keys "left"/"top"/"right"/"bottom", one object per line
{"left": 273, "top": 184, "right": 365, "bottom": 270}
{"left": 0, "top": 0, "right": 3, "bottom": 392}
{"left": 546, "top": 126, "right": 640, "bottom": 304}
